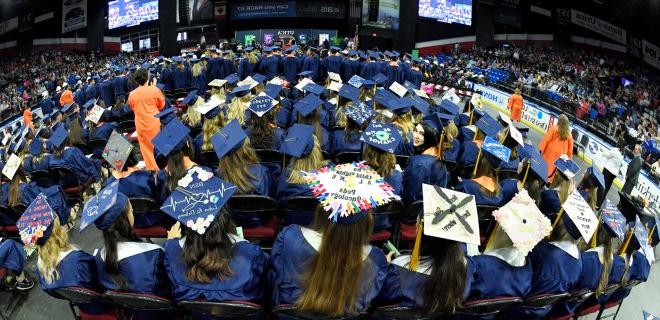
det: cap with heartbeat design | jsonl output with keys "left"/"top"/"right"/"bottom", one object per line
{"left": 160, "top": 166, "right": 237, "bottom": 235}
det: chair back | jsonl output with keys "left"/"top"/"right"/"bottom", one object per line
{"left": 334, "top": 152, "right": 361, "bottom": 164}
{"left": 178, "top": 300, "right": 266, "bottom": 319}
{"left": 457, "top": 296, "right": 523, "bottom": 316}
{"left": 564, "top": 288, "right": 594, "bottom": 310}
{"left": 189, "top": 125, "right": 202, "bottom": 139}
{"left": 129, "top": 197, "right": 159, "bottom": 215}
{"left": 103, "top": 290, "right": 173, "bottom": 312}
{"left": 523, "top": 292, "right": 570, "bottom": 308}
{"left": 395, "top": 155, "right": 409, "bottom": 168}
{"left": 401, "top": 200, "right": 424, "bottom": 224}
{"left": 272, "top": 304, "right": 366, "bottom": 320}
{"left": 476, "top": 205, "right": 498, "bottom": 245}
{"left": 50, "top": 287, "right": 106, "bottom": 305}
{"left": 370, "top": 305, "right": 446, "bottom": 320}
{"left": 579, "top": 135, "right": 589, "bottom": 148}
{"left": 601, "top": 284, "right": 621, "bottom": 297}
{"left": 50, "top": 166, "right": 82, "bottom": 189}
{"left": 117, "top": 120, "right": 136, "bottom": 134}
{"left": 256, "top": 149, "right": 283, "bottom": 164}
{"left": 30, "top": 170, "right": 53, "bottom": 187}
{"left": 281, "top": 196, "right": 320, "bottom": 227}
{"left": 228, "top": 195, "right": 278, "bottom": 214}
{"left": 88, "top": 139, "right": 108, "bottom": 153}
{"left": 571, "top": 129, "right": 579, "bottom": 142}
{"left": 198, "top": 150, "right": 220, "bottom": 168}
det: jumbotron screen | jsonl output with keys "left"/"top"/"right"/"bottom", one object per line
{"left": 419, "top": 0, "right": 472, "bottom": 26}
{"left": 108, "top": 0, "right": 159, "bottom": 30}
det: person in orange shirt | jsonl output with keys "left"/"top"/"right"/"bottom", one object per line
{"left": 128, "top": 69, "right": 165, "bottom": 171}
{"left": 507, "top": 88, "right": 523, "bottom": 122}
{"left": 59, "top": 86, "right": 74, "bottom": 106}
{"left": 539, "top": 114, "right": 574, "bottom": 182}
{"left": 22, "top": 105, "right": 33, "bottom": 128}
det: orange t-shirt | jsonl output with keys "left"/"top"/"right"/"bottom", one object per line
{"left": 23, "top": 109, "right": 33, "bottom": 126}
{"left": 59, "top": 90, "right": 73, "bottom": 106}
{"left": 538, "top": 124, "right": 574, "bottom": 180}
{"left": 128, "top": 85, "right": 165, "bottom": 170}
{"left": 507, "top": 94, "right": 523, "bottom": 121}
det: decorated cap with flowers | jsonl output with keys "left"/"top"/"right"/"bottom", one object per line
{"left": 160, "top": 166, "right": 237, "bottom": 235}
{"left": 301, "top": 162, "right": 400, "bottom": 224}
{"left": 17, "top": 193, "right": 55, "bottom": 250}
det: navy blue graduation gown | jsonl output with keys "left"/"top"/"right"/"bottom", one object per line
{"left": 551, "top": 249, "right": 603, "bottom": 317}
{"left": 94, "top": 242, "right": 170, "bottom": 297}
{"left": 22, "top": 155, "right": 51, "bottom": 176}
{"left": 85, "top": 83, "right": 99, "bottom": 101}
{"left": 106, "top": 171, "right": 167, "bottom": 228}
{"left": 275, "top": 168, "right": 312, "bottom": 202}
{"left": 163, "top": 236, "right": 268, "bottom": 303}
{"left": 359, "top": 62, "right": 381, "bottom": 80}
{"left": 276, "top": 99, "right": 292, "bottom": 128}
{"left": 341, "top": 59, "right": 361, "bottom": 82}
{"left": 160, "top": 67, "right": 174, "bottom": 91}
{"left": 454, "top": 180, "right": 504, "bottom": 207}
{"left": 208, "top": 58, "right": 226, "bottom": 80}
{"left": 237, "top": 58, "right": 257, "bottom": 80}
{"left": 0, "top": 239, "right": 25, "bottom": 274}
{"left": 223, "top": 59, "right": 235, "bottom": 76}
{"left": 466, "top": 253, "right": 532, "bottom": 304}
{"left": 330, "top": 130, "right": 362, "bottom": 156}
{"left": 386, "top": 65, "right": 406, "bottom": 87}
{"left": 259, "top": 56, "right": 279, "bottom": 80}
{"left": 49, "top": 147, "right": 102, "bottom": 183}
{"left": 173, "top": 67, "right": 192, "bottom": 89}
{"left": 0, "top": 183, "right": 70, "bottom": 225}
{"left": 280, "top": 57, "right": 300, "bottom": 82}
{"left": 500, "top": 179, "right": 520, "bottom": 205}
{"left": 395, "top": 131, "right": 415, "bottom": 156}
{"left": 192, "top": 73, "right": 207, "bottom": 93}
{"left": 499, "top": 158, "right": 519, "bottom": 173}
{"left": 403, "top": 154, "right": 448, "bottom": 203}
{"left": 112, "top": 76, "right": 127, "bottom": 98}
{"left": 301, "top": 56, "right": 320, "bottom": 81}
{"left": 99, "top": 80, "right": 115, "bottom": 106}
{"left": 540, "top": 189, "right": 561, "bottom": 216}
{"left": 604, "top": 254, "right": 641, "bottom": 302}
{"left": 269, "top": 225, "right": 389, "bottom": 313}
{"left": 443, "top": 139, "right": 461, "bottom": 163}
{"left": 40, "top": 97, "right": 55, "bottom": 116}
{"left": 323, "top": 55, "right": 343, "bottom": 74}
{"left": 458, "top": 126, "right": 476, "bottom": 142}
{"left": 405, "top": 69, "right": 423, "bottom": 88}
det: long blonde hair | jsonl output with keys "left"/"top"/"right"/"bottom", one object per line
{"left": 394, "top": 112, "right": 414, "bottom": 143}
{"left": 247, "top": 51, "right": 259, "bottom": 64}
{"left": 558, "top": 114, "right": 570, "bottom": 140}
{"left": 227, "top": 94, "right": 251, "bottom": 126}
{"left": 287, "top": 137, "right": 327, "bottom": 184}
{"left": 181, "top": 97, "right": 203, "bottom": 127}
{"left": 363, "top": 144, "right": 396, "bottom": 178}
{"left": 211, "top": 87, "right": 226, "bottom": 100}
{"left": 202, "top": 113, "right": 225, "bottom": 151}
{"left": 550, "top": 171, "right": 574, "bottom": 205}
{"left": 442, "top": 120, "right": 458, "bottom": 151}
{"left": 192, "top": 63, "right": 205, "bottom": 77}
{"left": 37, "top": 217, "right": 74, "bottom": 284}
{"left": 218, "top": 139, "right": 259, "bottom": 193}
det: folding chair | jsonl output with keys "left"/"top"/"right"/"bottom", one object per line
{"left": 198, "top": 150, "right": 219, "bottom": 168}
{"left": 280, "top": 196, "right": 319, "bottom": 227}
{"left": 513, "top": 292, "right": 570, "bottom": 319}
{"left": 102, "top": 291, "right": 174, "bottom": 319}
{"left": 29, "top": 170, "right": 54, "bottom": 187}
{"left": 272, "top": 304, "right": 366, "bottom": 320}
{"left": 573, "top": 284, "right": 621, "bottom": 320}
{"left": 0, "top": 206, "right": 20, "bottom": 239}
{"left": 130, "top": 197, "right": 169, "bottom": 239}
{"left": 456, "top": 296, "right": 523, "bottom": 318}
{"left": 227, "top": 195, "right": 279, "bottom": 241}
{"left": 87, "top": 139, "right": 108, "bottom": 157}
{"left": 396, "top": 201, "right": 423, "bottom": 247}
{"left": 476, "top": 205, "right": 498, "bottom": 247}
{"left": 116, "top": 120, "right": 136, "bottom": 134}
{"left": 178, "top": 300, "right": 266, "bottom": 320}
{"left": 49, "top": 287, "right": 117, "bottom": 320}
{"left": 370, "top": 305, "right": 447, "bottom": 320}
{"left": 49, "top": 166, "right": 85, "bottom": 206}
{"left": 371, "top": 200, "right": 404, "bottom": 244}
{"left": 256, "top": 149, "right": 283, "bottom": 165}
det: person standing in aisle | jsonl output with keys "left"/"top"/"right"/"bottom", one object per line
{"left": 507, "top": 88, "right": 524, "bottom": 122}
{"left": 539, "top": 114, "right": 573, "bottom": 182}
{"left": 621, "top": 144, "right": 643, "bottom": 195}
{"left": 128, "top": 69, "right": 165, "bottom": 171}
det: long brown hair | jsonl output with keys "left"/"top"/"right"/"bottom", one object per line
{"left": 297, "top": 206, "right": 374, "bottom": 316}
{"left": 558, "top": 114, "right": 570, "bottom": 140}
{"left": 297, "top": 109, "right": 324, "bottom": 149}
{"left": 249, "top": 108, "right": 276, "bottom": 150}
{"left": 182, "top": 208, "right": 236, "bottom": 283}
{"left": 166, "top": 140, "right": 195, "bottom": 193}
{"left": 550, "top": 172, "right": 573, "bottom": 206}
{"left": 68, "top": 118, "right": 85, "bottom": 146}
{"left": 594, "top": 224, "right": 614, "bottom": 296}
{"left": 8, "top": 170, "right": 25, "bottom": 208}
{"left": 442, "top": 120, "right": 458, "bottom": 151}
{"left": 419, "top": 235, "right": 467, "bottom": 314}
{"left": 101, "top": 202, "right": 139, "bottom": 290}
{"left": 473, "top": 153, "right": 501, "bottom": 197}
{"left": 362, "top": 144, "right": 396, "bottom": 178}
{"left": 217, "top": 139, "right": 259, "bottom": 193}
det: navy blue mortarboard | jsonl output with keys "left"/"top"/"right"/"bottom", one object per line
{"left": 403, "top": 80, "right": 417, "bottom": 91}
{"left": 361, "top": 122, "right": 402, "bottom": 153}
{"left": 361, "top": 79, "right": 375, "bottom": 88}
{"left": 160, "top": 168, "right": 237, "bottom": 235}
{"left": 265, "top": 83, "right": 283, "bottom": 99}
{"left": 338, "top": 84, "right": 360, "bottom": 102}
{"left": 211, "top": 119, "right": 247, "bottom": 159}
{"left": 29, "top": 138, "right": 43, "bottom": 156}
{"left": 284, "top": 46, "right": 296, "bottom": 54}
{"left": 225, "top": 73, "right": 240, "bottom": 85}
{"left": 439, "top": 99, "right": 460, "bottom": 115}
{"left": 330, "top": 46, "right": 341, "bottom": 52}
{"left": 601, "top": 200, "right": 627, "bottom": 240}
{"left": 407, "top": 96, "right": 430, "bottom": 115}
{"left": 345, "top": 102, "right": 374, "bottom": 126}
{"left": 231, "top": 85, "right": 251, "bottom": 97}
{"left": 172, "top": 56, "right": 183, "bottom": 63}
{"left": 585, "top": 164, "right": 605, "bottom": 190}
{"left": 248, "top": 93, "right": 278, "bottom": 117}
{"left": 293, "top": 93, "right": 324, "bottom": 117}
{"left": 245, "top": 46, "right": 254, "bottom": 52}
{"left": 348, "top": 50, "right": 357, "bottom": 56}
{"left": 475, "top": 113, "right": 502, "bottom": 137}
{"left": 17, "top": 193, "right": 55, "bottom": 248}
{"left": 298, "top": 71, "right": 313, "bottom": 78}
{"left": 48, "top": 125, "right": 68, "bottom": 149}
{"left": 554, "top": 157, "right": 580, "bottom": 179}
{"left": 82, "top": 99, "right": 97, "bottom": 110}
{"left": 279, "top": 124, "right": 315, "bottom": 158}
{"left": 528, "top": 151, "right": 548, "bottom": 184}
{"left": 252, "top": 73, "right": 266, "bottom": 84}
{"left": 61, "top": 102, "right": 75, "bottom": 113}
{"left": 437, "top": 112, "right": 454, "bottom": 124}
{"left": 263, "top": 46, "right": 273, "bottom": 53}
{"left": 141, "top": 62, "right": 151, "bottom": 69}
{"left": 422, "top": 113, "right": 443, "bottom": 134}
{"left": 518, "top": 127, "right": 529, "bottom": 138}
{"left": 152, "top": 119, "right": 191, "bottom": 158}
{"left": 372, "top": 73, "right": 387, "bottom": 85}
{"left": 375, "top": 93, "right": 408, "bottom": 114}
{"left": 303, "top": 83, "right": 325, "bottom": 96}
{"left": 481, "top": 136, "right": 511, "bottom": 167}
{"left": 155, "top": 107, "right": 177, "bottom": 125}
{"left": 182, "top": 90, "right": 199, "bottom": 105}
{"left": 368, "top": 51, "right": 379, "bottom": 59}
{"left": 80, "top": 181, "right": 128, "bottom": 231}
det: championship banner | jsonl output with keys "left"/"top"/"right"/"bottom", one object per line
{"left": 62, "top": 0, "right": 87, "bottom": 33}
{"left": 642, "top": 39, "right": 660, "bottom": 71}
{"left": 570, "top": 10, "right": 626, "bottom": 44}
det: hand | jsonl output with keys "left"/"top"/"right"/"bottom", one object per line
{"left": 167, "top": 221, "right": 181, "bottom": 239}
{"left": 385, "top": 251, "right": 394, "bottom": 263}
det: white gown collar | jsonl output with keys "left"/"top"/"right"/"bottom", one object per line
{"left": 483, "top": 247, "right": 527, "bottom": 267}
{"left": 300, "top": 226, "right": 372, "bottom": 260}
{"left": 98, "top": 242, "right": 163, "bottom": 262}
{"left": 549, "top": 240, "right": 580, "bottom": 259}
{"left": 178, "top": 234, "right": 246, "bottom": 248}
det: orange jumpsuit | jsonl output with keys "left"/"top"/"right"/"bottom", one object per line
{"left": 23, "top": 109, "right": 33, "bottom": 127}
{"left": 507, "top": 93, "right": 523, "bottom": 121}
{"left": 59, "top": 90, "right": 73, "bottom": 106}
{"left": 128, "top": 85, "right": 165, "bottom": 171}
{"left": 539, "top": 124, "right": 574, "bottom": 181}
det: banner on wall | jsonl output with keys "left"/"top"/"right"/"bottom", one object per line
{"left": 629, "top": 37, "right": 642, "bottom": 58}
{"left": 231, "top": 1, "right": 345, "bottom": 20}
{"left": 494, "top": 0, "right": 522, "bottom": 28}
{"left": 62, "top": 0, "right": 87, "bottom": 33}
{"left": 234, "top": 29, "right": 338, "bottom": 46}
{"left": 642, "top": 39, "right": 660, "bottom": 71}
{"left": 570, "top": 10, "right": 626, "bottom": 45}
{"left": 0, "top": 17, "right": 18, "bottom": 36}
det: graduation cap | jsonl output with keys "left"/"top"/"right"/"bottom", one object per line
{"left": 584, "top": 164, "right": 605, "bottom": 190}
{"left": 155, "top": 107, "right": 177, "bottom": 125}
{"left": 631, "top": 216, "right": 651, "bottom": 254}
{"left": 264, "top": 83, "right": 283, "bottom": 99}
{"left": 231, "top": 85, "right": 252, "bottom": 97}
{"left": 422, "top": 113, "right": 444, "bottom": 134}
{"left": 293, "top": 93, "right": 324, "bottom": 117}
{"left": 161, "top": 167, "right": 237, "bottom": 235}
{"left": 374, "top": 92, "right": 405, "bottom": 113}
{"left": 48, "top": 125, "right": 68, "bottom": 149}
{"left": 2, "top": 153, "right": 22, "bottom": 180}
{"left": 389, "top": 81, "right": 408, "bottom": 98}
{"left": 601, "top": 200, "right": 627, "bottom": 241}
{"left": 152, "top": 119, "right": 191, "bottom": 158}
{"left": 330, "top": 46, "right": 341, "bottom": 52}
{"left": 502, "top": 125, "right": 524, "bottom": 149}
{"left": 439, "top": 99, "right": 460, "bottom": 115}
{"left": 413, "top": 89, "right": 429, "bottom": 99}
{"left": 297, "top": 71, "right": 314, "bottom": 78}
{"left": 338, "top": 84, "right": 360, "bottom": 102}
{"left": 182, "top": 90, "right": 199, "bottom": 105}
{"left": 372, "top": 73, "right": 388, "bottom": 86}
{"left": 208, "top": 79, "right": 228, "bottom": 88}
{"left": 422, "top": 184, "right": 480, "bottom": 245}
{"left": 82, "top": 98, "right": 97, "bottom": 110}
{"left": 103, "top": 131, "right": 134, "bottom": 172}
{"left": 80, "top": 181, "right": 128, "bottom": 231}
{"left": 554, "top": 156, "right": 580, "bottom": 180}
{"left": 279, "top": 124, "right": 315, "bottom": 158}
{"left": 237, "top": 76, "right": 259, "bottom": 90}
{"left": 61, "top": 102, "right": 75, "bottom": 114}
{"left": 482, "top": 136, "right": 511, "bottom": 166}
{"left": 498, "top": 111, "right": 511, "bottom": 126}
{"left": 252, "top": 73, "right": 267, "bottom": 84}
{"left": 263, "top": 46, "right": 273, "bottom": 53}
{"left": 17, "top": 193, "right": 55, "bottom": 249}
{"left": 327, "top": 72, "right": 342, "bottom": 83}
{"left": 526, "top": 151, "right": 548, "bottom": 184}
{"left": 489, "top": 189, "right": 552, "bottom": 257}
{"left": 211, "top": 119, "right": 247, "bottom": 159}
{"left": 303, "top": 82, "right": 325, "bottom": 96}
{"left": 408, "top": 96, "right": 430, "bottom": 115}
{"left": 224, "top": 74, "right": 240, "bottom": 86}
{"left": 361, "top": 122, "right": 402, "bottom": 153}
{"left": 348, "top": 75, "right": 366, "bottom": 89}
{"left": 560, "top": 189, "right": 599, "bottom": 241}
{"left": 86, "top": 104, "right": 105, "bottom": 124}
{"left": 327, "top": 81, "right": 343, "bottom": 93}
{"left": 248, "top": 92, "right": 279, "bottom": 117}
{"left": 345, "top": 102, "right": 375, "bottom": 126}
{"left": 475, "top": 113, "right": 502, "bottom": 137}
{"left": 12, "top": 138, "right": 26, "bottom": 154}
{"left": 643, "top": 311, "right": 660, "bottom": 320}
{"left": 301, "top": 162, "right": 400, "bottom": 224}
{"left": 29, "top": 138, "right": 43, "bottom": 156}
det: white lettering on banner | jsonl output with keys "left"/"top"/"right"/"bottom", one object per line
{"left": 642, "top": 39, "right": 660, "bottom": 71}
{"left": 472, "top": 84, "right": 554, "bottom": 132}
{"left": 570, "top": 10, "right": 626, "bottom": 44}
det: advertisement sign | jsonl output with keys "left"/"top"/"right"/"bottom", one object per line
{"left": 231, "top": 1, "right": 344, "bottom": 20}
{"left": 570, "top": 10, "right": 626, "bottom": 44}
{"left": 642, "top": 39, "right": 660, "bottom": 71}
{"left": 62, "top": 0, "right": 87, "bottom": 33}
{"left": 235, "top": 29, "right": 337, "bottom": 46}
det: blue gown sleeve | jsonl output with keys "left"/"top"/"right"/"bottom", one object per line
{"left": 402, "top": 161, "right": 424, "bottom": 203}
{"left": 0, "top": 239, "right": 26, "bottom": 274}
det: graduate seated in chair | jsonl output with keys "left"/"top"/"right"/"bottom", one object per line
{"left": 47, "top": 122, "right": 102, "bottom": 185}
{"left": 0, "top": 238, "right": 33, "bottom": 291}
{"left": 402, "top": 119, "right": 448, "bottom": 203}
{"left": 457, "top": 113, "right": 502, "bottom": 179}
{"left": 455, "top": 136, "right": 507, "bottom": 207}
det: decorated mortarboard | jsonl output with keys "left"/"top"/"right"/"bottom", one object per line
{"left": 327, "top": 72, "right": 342, "bottom": 83}
{"left": 208, "top": 79, "right": 228, "bottom": 88}
{"left": 17, "top": 193, "right": 55, "bottom": 250}
{"left": 264, "top": 83, "right": 283, "bottom": 99}
{"left": 155, "top": 107, "right": 177, "bottom": 125}
{"left": 85, "top": 103, "right": 105, "bottom": 124}
{"left": 554, "top": 156, "right": 580, "bottom": 179}
{"left": 475, "top": 113, "right": 502, "bottom": 137}
{"left": 231, "top": 85, "right": 252, "bottom": 97}
{"left": 80, "top": 181, "right": 127, "bottom": 231}
{"left": 252, "top": 73, "right": 267, "bottom": 84}
{"left": 303, "top": 82, "right": 325, "bottom": 96}
{"left": 586, "top": 164, "right": 605, "bottom": 190}
{"left": 422, "top": 184, "right": 480, "bottom": 245}
{"left": 293, "top": 93, "right": 324, "bottom": 117}
{"left": 103, "top": 131, "right": 134, "bottom": 172}
{"left": 2, "top": 153, "right": 22, "bottom": 180}
{"left": 372, "top": 73, "right": 388, "bottom": 85}
{"left": 528, "top": 151, "right": 548, "bottom": 184}
{"left": 632, "top": 216, "right": 652, "bottom": 258}
{"left": 389, "top": 81, "right": 408, "bottom": 98}
{"left": 29, "top": 138, "right": 43, "bottom": 156}
{"left": 491, "top": 189, "right": 552, "bottom": 258}
{"left": 152, "top": 119, "right": 191, "bottom": 158}
{"left": 338, "top": 84, "right": 360, "bottom": 102}
{"left": 182, "top": 90, "right": 199, "bottom": 105}
{"left": 327, "top": 81, "right": 343, "bottom": 92}
{"left": 279, "top": 124, "right": 315, "bottom": 158}
{"left": 439, "top": 99, "right": 460, "bottom": 115}
{"left": 482, "top": 136, "right": 512, "bottom": 165}
{"left": 348, "top": 75, "right": 366, "bottom": 89}
{"left": 361, "top": 122, "right": 402, "bottom": 153}
{"left": 298, "top": 71, "right": 314, "bottom": 78}
{"left": 498, "top": 111, "right": 511, "bottom": 126}
{"left": 413, "top": 89, "right": 429, "bottom": 99}
{"left": 248, "top": 92, "right": 279, "bottom": 117}
{"left": 442, "top": 90, "right": 462, "bottom": 106}
{"left": 346, "top": 102, "right": 375, "bottom": 126}
{"left": 211, "top": 119, "right": 247, "bottom": 159}
{"left": 561, "top": 188, "right": 599, "bottom": 240}
{"left": 301, "top": 162, "right": 400, "bottom": 224}
{"left": 237, "top": 76, "right": 259, "bottom": 90}
{"left": 48, "top": 125, "right": 68, "bottom": 148}
{"left": 600, "top": 200, "right": 627, "bottom": 240}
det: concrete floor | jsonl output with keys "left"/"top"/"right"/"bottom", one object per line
{"left": 2, "top": 103, "right": 659, "bottom": 319}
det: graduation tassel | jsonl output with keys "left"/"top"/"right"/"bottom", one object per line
{"left": 472, "top": 148, "right": 482, "bottom": 178}
{"left": 619, "top": 229, "right": 635, "bottom": 256}
{"left": 521, "top": 159, "right": 532, "bottom": 185}
{"left": 648, "top": 225, "right": 655, "bottom": 244}
{"left": 589, "top": 224, "right": 599, "bottom": 248}
{"left": 550, "top": 208, "right": 565, "bottom": 236}
{"left": 485, "top": 223, "right": 500, "bottom": 251}
{"left": 409, "top": 217, "right": 423, "bottom": 272}
{"left": 438, "top": 132, "right": 445, "bottom": 159}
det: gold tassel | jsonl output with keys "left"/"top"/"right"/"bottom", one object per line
{"left": 550, "top": 208, "right": 565, "bottom": 236}
{"left": 485, "top": 223, "right": 499, "bottom": 251}
{"left": 590, "top": 225, "right": 599, "bottom": 248}
{"left": 649, "top": 225, "right": 656, "bottom": 244}
{"left": 409, "top": 217, "right": 423, "bottom": 271}
{"left": 619, "top": 230, "right": 634, "bottom": 256}
{"left": 522, "top": 159, "right": 532, "bottom": 185}
{"left": 472, "top": 148, "right": 482, "bottom": 178}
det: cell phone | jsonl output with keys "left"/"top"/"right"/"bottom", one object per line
{"left": 384, "top": 240, "right": 401, "bottom": 258}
